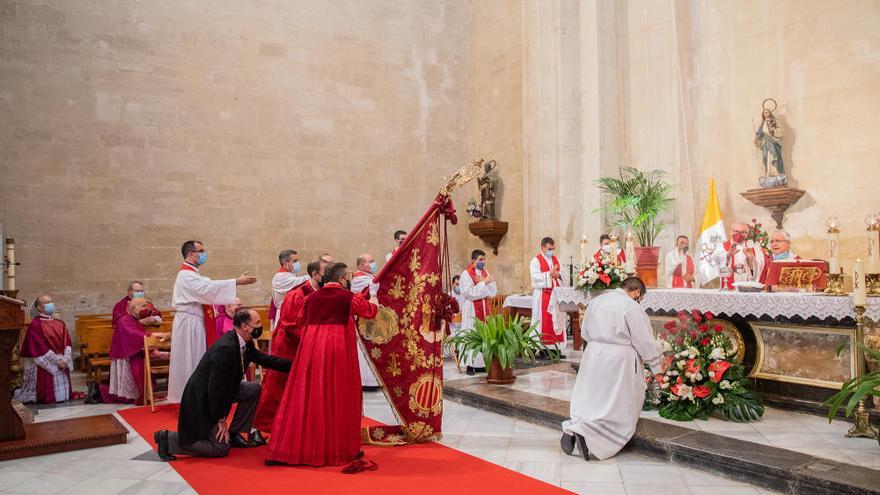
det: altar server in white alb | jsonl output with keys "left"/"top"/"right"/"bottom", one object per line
{"left": 351, "top": 253, "right": 381, "bottom": 390}
{"left": 458, "top": 249, "right": 497, "bottom": 375}
{"left": 167, "top": 240, "right": 256, "bottom": 403}
{"left": 530, "top": 237, "right": 565, "bottom": 347}
{"left": 271, "top": 249, "right": 309, "bottom": 330}
{"left": 562, "top": 277, "right": 663, "bottom": 461}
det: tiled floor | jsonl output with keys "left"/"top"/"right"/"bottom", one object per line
{"left": 508, "top": 368, "right": 880, "bottom": 470}
{"left": 0, "top": 368, "right": 781, "bottom": 495}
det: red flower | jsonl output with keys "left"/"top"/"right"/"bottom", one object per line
{"left": 693, "top": 385, "right": 711, "bottom": 398}
{"left": 669, "top": 327, "right": 678, "bottom": 335}
{"left": 598, "top": 272, "right": 611, "bottom": 285}
{"left": 661, "top": 355, "right": 674, "bottom": 371}
{"left": 678, "top": 311, "right": 687, "bottom": 322}
{"left": 675, "top": 337, "right": 684, "bottom": 346}
{"left": 751, "top": 218, "right": 757, "bottom": 223}
{"left": 713, "top": 324, "right": 723, "bottom": 334}
{"left": 655, "top": 374, "right": 665, "bottom": 384}
{"left": 690, "top": 331, "right": 698, "bottom": 339}
{"left": 676, "top": 376, "right": 683, "bottom": 384}
{"left": 700, "top": 337, "right": 711, "bottom": 346}
{"left": 704, "top": 311, "right": 715, "bottom": 320}
{"left": 670, "top": 384, "right": 680, "bottom": 396}
{"left": 692, "top": 310, "right": 702, "bottom": 323}
{"left": 699, "top": 324, "right": 709, "bottom": 333}
{"left": 708, "top": 360, "right": 731, "bottom": 382}
{"left": 663, "top": 320, "right": 676, "bottom": 331}
{"left": 685, "top": 358, "right": 701, "bottom": 375}
{"left": 659, "top": 333, "right": 667, "bottom": 340}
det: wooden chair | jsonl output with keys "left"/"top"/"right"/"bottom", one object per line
{"left": 79, "top": 323, "right": 114, "bottom": 384}
{"left": 75, "top": 314, "right": 112, "bottom": 370}
{"left": 143, "top": 334, "right": 171, "bottom": 413}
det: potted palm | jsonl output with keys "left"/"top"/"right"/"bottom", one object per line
{"left": 595, "top": 167, "right": 675, "bottom": 286}
{"left": 447, "top": 314, "right": 553, "bottom": 384}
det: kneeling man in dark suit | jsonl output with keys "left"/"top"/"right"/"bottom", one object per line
{"left": 154, "top": 308, "right": 291, "bottom": 460}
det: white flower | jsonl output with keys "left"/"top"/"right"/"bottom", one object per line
{"left": 661, "top": 341, "right": 672, "bottom": 352}
{"left": 677, "top": 360, "right": 686, "bottom": 369}
{"left": 708, "top": 371, "right": 716, "bottom": 379}
{"left": 660, "top": 382, "right": 669, "bottom": 389}
{"left": 709, "top": 347, "right": 725, "bottom": 360}
{"left": 693, "top": 373, "right": 703, "bottom": 381}
{"left": 669, "top": 370, "right": 679, "bottom": 376}
{"left": 687, "top": 346, "right": 699, "bottom": 358}
{"left": 719, "top": 380, "right": 732, "bottom": 390}
{"left": 712, "top": 395, "right": 725, "bottom": 405}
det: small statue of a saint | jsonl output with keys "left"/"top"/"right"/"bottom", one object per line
{"left": 755, "top": 98, "right": 787, "bottom": 188}
{"left": 477, "top": 159, "right": 498, "bottom": 220}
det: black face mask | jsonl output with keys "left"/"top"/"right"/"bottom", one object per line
{"left": 682, "top": 246, "right": 690, "bottom": 254}
{"left": 250, "top": 326, "right": 264, "bottom": 340}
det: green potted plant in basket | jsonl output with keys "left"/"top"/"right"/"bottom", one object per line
{"left": 595, "top": 167, "right": 675, "bottom": 285}
{"left": 447, "top": 314, "right": 555, "bottom": 384}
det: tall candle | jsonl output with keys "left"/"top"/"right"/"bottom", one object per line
{"left": 854, "top": 259, "right": 867, "bottom": 306}
{"left": 828, "top": 230, "right": 840, "bottom": 274}
{"left": 625, "top": 231, "right": 636, "bottom": 273}
{"left": 579, "top": 235, "right": 587, "bottom": 265}
{"left": 5, "top": 238, "right": 14, "bottom": 291}
{"left": 868, "top": 229, "right": 880, "bottom": 274}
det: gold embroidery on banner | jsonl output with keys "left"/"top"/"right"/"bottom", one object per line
{"left": 371, "top": 428, "right": 386, "bottom": 440}
{"left": 426, "top": 222, "right": 439, "bottom": 246}
{"left": 393, "top": 386, "right": 404, "bottom": 398}
{"left": 359, "top": 304, "right": 400, "bottom": 345}
{"left": 387, "top": 353, "right": 402, "bottom": 377}
{"left": 405, "top": 421, "right": 435, "bottom": 441}
{"left": 370, "top": 347, "right": 382, "bottom": 359}
{"left": 408, "top": 374, "right": 443, "bottom": 418}
{"left": 388, "top": 275, "right": 405, "bottom": 300}
{"left": 418, "top": 296, "right": 442, "bottom": 343}
{"left": 408, "top": 249, "right": 422, "bottom": 273}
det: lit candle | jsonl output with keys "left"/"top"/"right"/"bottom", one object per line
{"left": 5, "top": 238, "right": 14, "bottom": 291}
{"left": 579, "top": 235, "right": 587, "bottom": 265}
{"left": 625, "top": 230, "right": 636, "bottom": 273}
{"left": 826, "top": 223, "right": 840, "bottom": 275}
{"left": 854, "top": 259, "right": 867, "bottom": 306}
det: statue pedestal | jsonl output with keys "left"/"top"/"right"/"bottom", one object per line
{"left": 740, "top": 186, "right": 805, "bottom": 229}
{"left": 468, "top": 220, "right": 509, "bottom": 255}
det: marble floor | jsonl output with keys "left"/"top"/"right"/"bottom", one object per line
{"left": 0, "top": 368, "right": 782, "bottom": 495}
{"left": 507, "top": 368, "right": 880, "bottom": 471}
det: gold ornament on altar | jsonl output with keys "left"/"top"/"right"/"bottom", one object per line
{"left": 824, "top": 217, "right": 845, "bottom": 295}
{"left": 865, "top": 214, "right": 880, "bottom": 296}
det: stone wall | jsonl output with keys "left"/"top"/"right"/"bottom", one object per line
{"left": 0, "top": 0, "right": 467, "bottom": 318}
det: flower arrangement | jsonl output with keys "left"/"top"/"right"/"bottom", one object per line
{"left": 746, "top": 218, "right": 770, "bottom": 254}
{"left": 465, "top": 198, "right": 482, "bottom": 222}
{"left": 575, "top": 250, "right": 628, "bottom": 293}
{"left": 645, "top": 310, "right": 764, "bottom": 422}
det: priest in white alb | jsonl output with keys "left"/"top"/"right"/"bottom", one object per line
{"left": 271, "top": 249, "right": 309, "bottom": 330}
{"left": 530, "top": 237, "right": 565, "bottom": 348}
{"left": 458, "top": 249, "right": 497, "bottom": 375}
{"left": 665, "top": 235, "right": 696, "bottom": 288}
{"left": 167, "top": 240, "right": 256, "bottom": 403}
{"left": 562, "top": 277, "right": 663, "bottom": 460}
{"left": 351, "top": 253, "right": 381, "bottom": 390}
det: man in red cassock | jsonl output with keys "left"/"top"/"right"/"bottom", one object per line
{"left": 15, "top": 295, "right": 77, "bottom": 404}
{"left": 530, "top": 237, "right": 564, "bottom": 346}
{"left": 253, "top": 260, "right": 323, "bottom": 432}
{"left": 112, "top": 281, "right": 162, "bottom": 328}
{"left": 266, "top": 262, "right": 378, "bottom": 471}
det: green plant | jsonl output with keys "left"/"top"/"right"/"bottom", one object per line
{"left": 446, "top": 314, "right": 555, "bottom": 370}
{"left": 594, "top": 167, "right": 675, "bottom": 247}
{"left": 823, "top": 343, "right": 880, "bottom": 420}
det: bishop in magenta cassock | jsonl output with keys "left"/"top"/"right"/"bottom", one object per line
{"left": 101, "top": 298, "right": 169, "bottom": 403}
{"left": 457, "top": 249, "right": 497, "bottom": 374}
{"left": 167, "top": 240, "right": 255, "bottom": 403}
{"left": 530, "top": 237, "right": 565, "bottom": 346}
{"left": 112, "top": 281, "right": 162, "bottom": 328}
{"left": 253, "top": 261, "right": 323, "bottom": 432}
{"left": 266, "top": 263, "right": 378, "bottom": 469}
{"left": 15, "top": 295, "right": 75, "bottom": 404}
{"left": 350, "top": 253, "right": 380, "bottom": 389}
{"left": 213, "top": 297, "right": 241, "bottom": 340}
{"left": 665, "top": 235, "right": 696, "bottom": 288}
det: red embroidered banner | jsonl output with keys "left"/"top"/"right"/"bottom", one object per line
{"left": 359, "top": 194, "right": 458, "bottom": 445}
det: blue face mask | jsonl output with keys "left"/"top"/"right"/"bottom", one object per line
{"left": 475, "top": 261, "right": 486, "bottom": 270}
{"left": 369, "top": 261, "right": 378, "bottom": 274}
{"left": 43, "top": 303, "right": 56, "bottom": 315}
{"left": 453, "top": 286, "right": 461, "bottom": 295}
{"left": 197, "top": 252, "right": 208, "bottom": 265}
{"left": 773, "top": 252, "right": 789, "bottom": 260}
{"left": 545, "top": 249, "right": 554, "bottom": 257}
{"left": 292, "top": 261, "right": 301, "bottom": 273}
{"left": 132, "top": 291, "right": 145, "bottom": 299}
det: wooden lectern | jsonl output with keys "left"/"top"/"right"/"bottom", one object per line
{"left": 0, "top": 295, "right": 26, "bottom": 441}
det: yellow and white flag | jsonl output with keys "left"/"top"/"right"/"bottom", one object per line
{"left": 696, "top": 177, "right": 727, "bottom": 285}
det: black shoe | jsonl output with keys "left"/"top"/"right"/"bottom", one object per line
{"left": 230, "top": 432, "right": 258, "bottom": 448}
{"left": 84, "top": 382, "right": 101, "bottom": 404}
{"left": 560, "top": 433, "right": 576, "bottom": 456}
{"left": 265, "top": 459, "right": 282, "bottom": 466}
{"left": 472, "top": 367, "right": 486, "bottom": 373}
{"left": 574, "top": 433, "right": 590, "bottom": 461}
{"left": 249, "top": 429, "right": 268, "bottom": 447}
{"left": 466, "top": 366, "right": 475, "bottom": 376}
{"left": 362, "top": 386, "right": 381, "bottom": 392}
{"left": 153, "top": 430, "right": 177, "bottom": 462}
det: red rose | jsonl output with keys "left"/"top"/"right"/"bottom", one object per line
{"left": 700, "top": 338, "right": 710, "bottom": 346}
{"left": 599, "top": 273, "right": 611, "bottom": 285}
{"left": 659, "top": 333, "right": 667, "bottom": 340}
{"left": 685, "top": 358, "right": 701, "bottom": 374}
{"left": 655, "top": 374, "right": 665, "bottom": 384}
{"left": 690, "top": 331, "right": 698, "bottom": 339}
{"left": 675, "top": 337, "right": 684, "bottom": 346}
{"left": 704, "top": 311, "right": 715, "bottom": 320}
{"left": 670, "top": 384, "right": 680, "bottom": 396}
{"left": 693, "top": 385, "right": 711, "bottom": 398}
{"left": 661, "top": 355, "right": 674, "bottom": 371}
{"left": 676, "top": 376, "right": 683, "bottom": 384}
{"left": 708, "top": 360, "right": 731, "bottom": 382}
{"left": 699, "top": 324, "right": 709, "bottom": 333}
{"left": 713, "top": 324, "right": 723, "bottom": 333}
{"left": 692, "top": 310, "right": 702, "bottom": 323}
{"left": 669, "top": 327, "right": 678, "bottom": 335}
{"left": 663, "top": 320, "right": 676, "bottom": 331}
{"left": 678, "top": 311, "right": 687, "bottom": 322}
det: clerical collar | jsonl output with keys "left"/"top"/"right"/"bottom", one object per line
{"left": 38, "top": 313, "right": 53, "bottom": 319}
{"left": 236, "top": 331, "right": 246, "bottom": 350}
{"left": 184, "top": 262, "right": 200, "bottom": 272}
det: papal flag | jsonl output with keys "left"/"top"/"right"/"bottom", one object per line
{"left": 697, "top": 177, "right": 727, "bottom": 285}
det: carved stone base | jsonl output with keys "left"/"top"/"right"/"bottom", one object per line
{"left": 740, "top": 186, "right": 806, "bottom": 229}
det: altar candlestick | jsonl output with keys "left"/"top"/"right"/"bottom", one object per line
{"left": 854, "top": 259, "right": 867, "bottom": 306}
{"left": 828, "top": 230, "right": 840, "bottom": 275}
{"left": 867, "top": 226, "right": 880, "bottom": 274}
{"left": 4, "top": 237, "right": 14, "bottom": 292}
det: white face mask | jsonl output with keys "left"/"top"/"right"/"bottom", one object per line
{"left": 602, "top": 245, "right": 612, "bottom": 253}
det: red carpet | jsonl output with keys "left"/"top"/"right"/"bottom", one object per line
{"left": 118, "top": 405, "right": 573, "bottom": 495}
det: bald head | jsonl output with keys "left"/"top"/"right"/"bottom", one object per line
{"left": 356, "top": 253, "right": 374, "bottom": 272}
{"left": 128, "top": 297, "right": 149, "bottom": 318}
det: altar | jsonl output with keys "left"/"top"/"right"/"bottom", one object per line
{"left": 502, "top": 287, "right": 590, "bottom": 349}
{"left": 642, "top": 288, "right": 880, "bottom": 411}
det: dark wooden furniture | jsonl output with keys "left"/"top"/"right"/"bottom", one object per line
{"left": 0, "top": 295, "right": 26, "bottom": 442}
{"left": 0, "top": 414, "right": 128, "bottom": 461}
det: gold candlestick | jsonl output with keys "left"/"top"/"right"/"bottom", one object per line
{"left": 846, "top": 304, "right": 877, "bottom": 439}
{"left": 867, "top": 273, "right": 880, "bottom": 297}
{"left": 825, "top": 270, "right": 845, "bottom": 296}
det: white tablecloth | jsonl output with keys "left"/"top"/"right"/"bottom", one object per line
{"left": 642, "top": 288, "right": 880, "bottom": 322}
{"left": 502, "top": 294, "right": 532, "bottom": 309}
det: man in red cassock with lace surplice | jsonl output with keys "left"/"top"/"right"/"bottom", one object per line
{"left": 266, "top": 262, "right": 378, "bottom": 471}
{"left": 253, "top": 260, "right": 323, "bottom": 432}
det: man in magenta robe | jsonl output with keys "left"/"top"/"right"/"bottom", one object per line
{"left": 112, "top": 281, "right": 163, "bottom": 328}
{"left": 14, "top": 295, "right": 76, "bottom": 404}
{"left": 100, "top": 298, "right": 169, "bottom": 403}
{"left": 266, "top": 263, "right": 378, "bottom": 470}
{"left": 254, "top": 260, "right": 323, "bottom": 432}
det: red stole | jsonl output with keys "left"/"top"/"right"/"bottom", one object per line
{"left": 466, "top": 265, "right": 490, "bottom": 321}
{"left": 672, "top": 255, "right": 695, "bottom": 288}
{"left": 179, "top": 263, "right": 218, "bottom": 349}
{"left": 536, "top": 254, "right": 561, "bottom": 344}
